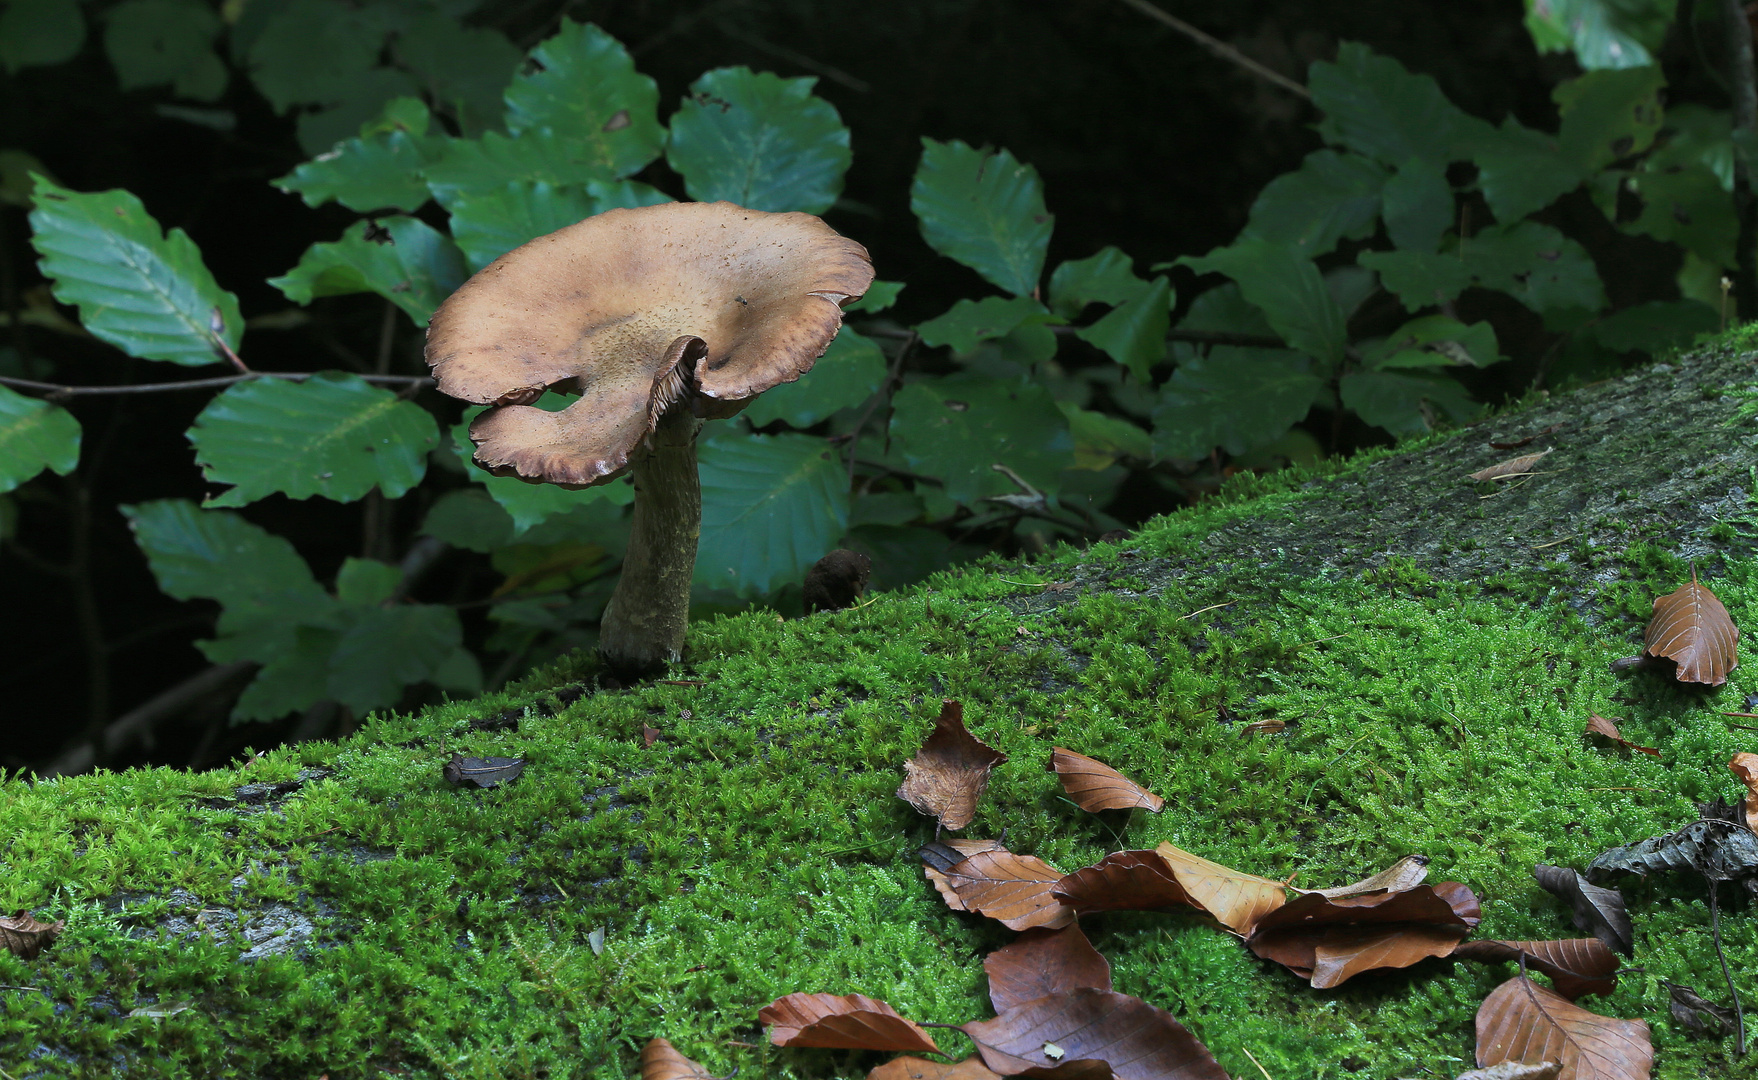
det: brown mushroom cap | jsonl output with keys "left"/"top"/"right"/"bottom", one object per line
{"left": 425, "top": 201, "right": 874, "bottom": 486}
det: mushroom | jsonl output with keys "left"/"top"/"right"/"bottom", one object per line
{"left": 425, "top": 201, "right": 874, "bottom": 677}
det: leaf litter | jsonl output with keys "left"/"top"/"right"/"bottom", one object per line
{"left": 897, "top": 700, "right": 1008, "bottom": 831}
{"left": 1582, "top": 716, "right": 1660, "bottom": 757}
{"left": 1048, "top": 748, "right": 1164, "bottom": 812}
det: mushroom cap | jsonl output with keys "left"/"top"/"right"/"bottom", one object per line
{"left": 425, "top": 200, "right": 874, "bottom": 486}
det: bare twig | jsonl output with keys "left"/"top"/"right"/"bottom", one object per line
{"left": 0, "top": 371, "right": 431, "bottom": 401}
{"left": 846, "top": 331, "right": 915, "bottom": 489}
{"left": 1114, "top": 0, "right": 1311, "bottom": 100}
{"left": 717, "top": 20, "right": 871, "bottom": 91}
{"left": 1709, "top": 879, "right": 1748, "bottom": 1054}
{"left": 44, "top": 661, "right": 260, "bottom": 776}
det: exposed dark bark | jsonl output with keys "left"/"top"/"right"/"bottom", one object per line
{"left": 1724, "top": 0, "right": 1758, "bottom": 321}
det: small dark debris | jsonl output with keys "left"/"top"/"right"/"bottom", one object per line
{"left": 552, "top": 683, "right": 590, "bottom": 708}
{"left": 1216, "top": 704, "right": 1241, "bottom": 725}
{"left": 470, "top": 708, "right": 522, "bottom": 732}
{"left": 442, "top": 754, "right": 526, "bottom": 790}
{"left": 803, "top": 548, "right": 872, "bottom": 613}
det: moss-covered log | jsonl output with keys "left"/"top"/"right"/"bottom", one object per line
{"left": 4, "top": 338, "right": 1758, "bottom": 1078}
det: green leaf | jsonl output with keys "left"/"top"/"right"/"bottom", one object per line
{"left": 1626, "top": 161, "right": 1735, "bottom": 266}
{"left": 917, "top": 296, "right": 1048, "bottom": 353}
{"left": 1364, "top": 315, "right": 1501, "bottom": 369}
{"left": 665, "top": 67, "right": 852, "bottom": 214}
{"left": 243, "top": 0, "right": 387, "bottom": 114}
{"left": 336, "top": 557, "right": 400, "bottom": 606}
{"left": 1179, "top": 240, "right": 1346, "bottom": 371}
{"left": 1058, "top": 401, "right": 1150, "bottom": 471}
{"left": 103, "top": 0, "right": 226, "bottom": 100}
{"left": 392, "top": 12, "right": 520, "bottom": 135}
{"left": 1176, "top": 281, "right": 1275, "bottom": 338}
{"left": 0, "top": 0, "right": 84, "bottom": 73}
{"left": 911, "top": 139, "right": 1053, "bottom": 297}
{"left": 502, "top": 20, "right": 663, "bottom": 180}
{"left": 1470, "top": 117, "right": 1583, "bottom": 223}
{"left": 1340, "top": 370, "right": 1480, "bottom": 436}
{"left": 1075, "top": 276, "right": 1172, "bottom": 382}
{"left": 695, "top": 428, "right": 849, "bottom": 598}
{"left": 275, "top": 98, "right": 443, "bottom": 214}
{"left": 1362, "top": 221, "right": 1605, "bottom": 315}
{"left": 847, "top": 280, "right": 904, "bottom": 314}
{"left": 270, "top": 216, "right": 467, "bottom": 326}
{"left": 293, "top": 68, "right": 423, "bottom": 157}
{"left": 888, "top": 373, "right": 1072, "bottom": 506}
{"left": 452, "top": 401, "right": 632, "bottom": 534}
{"left": 1381, "top": 159, "right": 1452, "bottom": 253}
{"left": 120, "top": 498, "right": 328, "bottom": 612}
{"left": 442, "top": 181, "right": 596, "bottom": 272}
{"left": 189, "top": 372, "right": 439, "bottom": 507}
{"left": 419, "top": 487, "right": 516, "bottom": 553}
{"left": 1356, "top": 248, "right": 1474, "bottom": 311}
{"left": 1555, "top": 65, "right": 1665, "bottom": 171}
{"left": 29, "top": 175, "right": 243, "bottom": 367}
{"left": 1308, "top": 41, "right": 1488, "bottom": 167}
{"left": 1241, "top": 150, "right": 1387, "bottom": 256}
{"left": 326, "top": 604, "right": 462, "bottom": 714}
{"left": 585, "top": 177, "right": 673, "bottom": 211}
{"left": 1523, "top": 0, "right": 1675, "bottom": 70}
{"left": 1591, "top": 299, "right": 1718, "bottom": 353}
{"left": 742, "top": 328, "right": 886, "bottom": 428}
{"left": 1151, "top": 347, "right": 1322, "bottom": 460}
{"left": 1049, "top": 247, "right": 1151, "bottom": 318}
{"left": 0, "top": 383, "right": 80, "bottom": 493}
{"left": 230, "top": 625, "right": 336, "bottom": 721}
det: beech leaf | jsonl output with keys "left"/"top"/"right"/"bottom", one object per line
{"left": 923, "top": 844, "right": 1075, "bottom": 930}
{"left": 441, "top": 753, "right": 526, "bottom": 789}
{"left": 1665, "top": 982, "right": 1738, "bottom": 1039}
{"left": 1531, "top": 865, "right": 1633, "bottom": 957}
{"left": 868, "top": 1058, "right": 1004, "bottom": 1080}
{"left": 1246, "top": 883, "right": 1480, "bottom": 988}
{"left": 1641, "top": 568, "right": 1739, "bottom": 686}
{"left": 1048, "top": 748, "right": 1164, "bottom": 812}
{"left": 1587, "top": 817, "right": 1758, "bottom": 884}
{"left": 897, "top": 700, "right": 1008, "bottom": 831}
{"left": 1474, "top": 976, "right": 1652, "bottom": 1080}
{"left": 1300, "top": 854, "right": 1431, "bottom": 898}
{"left": 1583, "top": 716, "right": 1659, "bottom": 757}
{"left": 1730, "top": 752, "right": 1758, "bottom": 834}
{"left": 1051, "top": 850, "right": 1195, "bottom": 914}
{"left": 641, "top": 1038, "right": 717, "bottom": 1079}
{"left": 1468, "top": 447, "right": 1554, "bottom": 482}
{"left": 959, "top": 987, "right": 1229, "bottom": 1080}
{"left": 758, "top": 993, "right": 941, "bottom": 1054}
{"left": 1455, "top": 1064, "right": 1562, "bottom": 1080}
{"left": 1453, "top": 939, "right": 1621, "bottom": 1000}
{"left": 983, "top": 924, "right": 1113, "bottom": 1013}
{"left": 0, "top": 910, "right": 64, "bottom": 959}
{"left": 1154, "top": 842, "right": 1288, "bottom": 936}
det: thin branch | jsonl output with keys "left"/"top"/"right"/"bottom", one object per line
{"left": 846, "top": 331, "right": 915, "bottom": 489}
{"left": 1114, "top": 0, "right": 1311, "bottom": 100}
{"left": 43, "top": 660, "right": 259, "bottom": 776}
{"left": 1723, "top": 0, "right": 1758, "bottom": 321}
{"left": 717, "top": 20, "right": 872, "bottom": 92}
{"left": 0, "top": 371, "right": 432, "bottom": 401}
{"left": 1709, "top": 879, "right": 1747, "bottom": 1055}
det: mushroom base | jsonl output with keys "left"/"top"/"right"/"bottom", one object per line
{"left": 598, "top": 406, "right": 704, "bottom": 679}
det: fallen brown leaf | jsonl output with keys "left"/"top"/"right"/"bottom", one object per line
{"left": 923, "top": 844, "right": 1074, "bottom": 930}
{"left": 1048, "top": 748, "right": 1164, "bottom": 812}
{"left": 1456, "top": 1064, "right": 1562, "bottom": 1080}
{"left": 1532, "top": 865, "right": 1632, "bottom": 957}
{"left": 1642, "top": 568, "right": 1739, "bottom": 686}
{"left": 959, "top": 987, "right": 1228, "bottom": 1079}
{"left": 1154, "top": 842, "right": 1287, "bottom": 936}
{"left": 1051, "top": 850, "right": 1194, "bottom": 914}
{"left": 759, "top": 993, "right": 941, "bottom": 1054}
{"left": 0, "top": 911, "right": 65, "bottom": 960}
{"left": 868, "top": 1057, "right": 1003, "bottom": 1080}
{"left": 898, "top": 700, "right": 1008, "bottom": 831}
{"left": 1453, "top": 939, "right": 1620, "bottom": 1000}
{"left": 1469, "top": 447, "right": 1553, "bottom": 482}
{"left": 1299, "top": 854, "right": 1431, "bottom": 899}
{"left": 1246, "top": 884, "right": 1481, "bottom": 988}
{"left": 640, "top": 1038, "right": 716, "bottom": 1079}
{"left": 642, "top": 724, "right": 662, "bottom": 748}
{"left": 1584, "top": 716, "right": 1659, "bottom": 757}
{"left": 1665, "top": 981, "right": 1738, "bottom": 1038}
{"left": 1474, "top": 976, "right": 1651, "bottom": 1080}
{"left": 1240, "top": 719, "right": 1287, "bottom": 735}
{"left": 1730, "top": 753, "right": 1758, "bottom": 833}
{"left": 983, "top": 924, "right": 1113, "bottom": 1013}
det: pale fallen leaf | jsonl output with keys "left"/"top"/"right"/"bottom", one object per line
{"left": 1049, "top": 748, "right": 1164, "bottom": 812}
{"left": 1730, "top": 753, "right": 1758, "bottom": 833}
{"left": 1469, "top": 447, "right": 1553, "bottom": 482}
{"left": 1155, "top": 842, "right": 1287, "bottom": 936}
{"left": 897, "top": 701, "right": 1007, "bottom": 831}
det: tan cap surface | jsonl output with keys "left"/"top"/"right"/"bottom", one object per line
{"left": 425, "top": 201, "right": 873, "bottom": 485}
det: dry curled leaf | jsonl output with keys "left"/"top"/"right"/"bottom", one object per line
{"left": 1730, "top": 752, "right": 1758, "bottom": 833}
{"left": 0, "top": 911, "right": 65, "bottom": 960}
{"left": 1455, "top": 1064, "right": 1562, "bottom": 1080}
{"left": 641, "top": 1038, "right": 717, "bottom": 1080}
{"left": 959, "top": 987, "right": 1228, "bottom": 1080}
{"left": 868, "top": 1057, "right": 1004, "bottom": 1080}
{"left": 1299, "top": 854, "right": 1431, "bottom": 899}
{"left": 1588, "top": 817, "right": 1758, "bottom": 884}
{"left": 1239, "top": 719, "right": 1287, "bottom": 735}
{"left": 983, "top": 924, "right": 1113, "bottom": 1013}
{"left": 1246, "top": 883, "right": 1480, "bottom": 988}
{"left": 1453, "top": 939, "right": 1620, "bottom": 1000}
{"left": 1665, "top": 982, "right": 1738, "bottom": 1039}
{"left": 1154, "top": 842, "right": 1287, "bottom": 937}
{"left": 1474, "top": 976, "right": 1652, "bottom": 1080}
{"left": 1469, "top": 447, "right": 1553, "bottom": 482}
{"left": 1051, "top": 850, "right": 1194, "bottom": 914}
{"left": 1531, "top": 866, "right": 1632, "bottom": 957}
{"left": 1583, "top": 716, "right": 1659, "bottom": 757}
{"left": 897, "top": 700, "right": 1008, "bottom": 830}
{"left": 1049, "top": 748, "right": 1164, "bottom": 812}
{"left": 923, "top": 843, "right": 1074, "bottom": 930}
{"left": 1641, "top": 568, "right": 1739, "bottom": 686}
{"left": 441, "top": 754, "right": 526, "bottom": 789}
{"left": 759, "top": 993, "right": 941, "bottom": 1054}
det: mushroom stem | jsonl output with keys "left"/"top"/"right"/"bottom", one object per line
{"left": 598, "top": 405, "right": 704, "bottom": 678}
